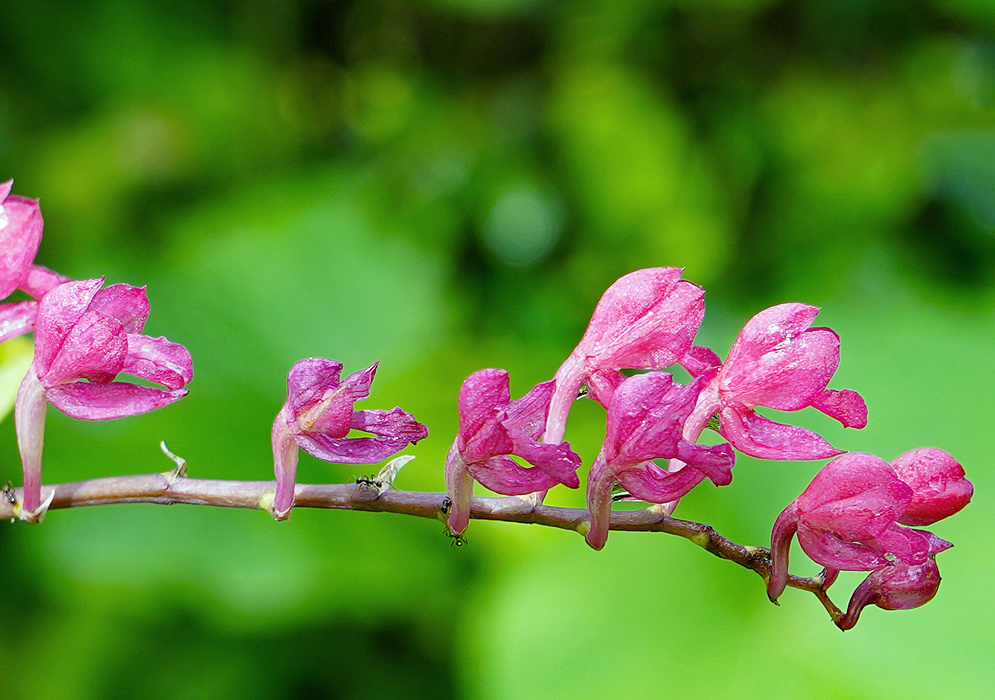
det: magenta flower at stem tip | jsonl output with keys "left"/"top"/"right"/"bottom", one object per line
{"left": 446, "top": 369, "right": 582, "bottom": 536}
{"left": 766, "top": 450, "right": 963, "bottom": 603}
{"left": 271, "top": 358, "right": 428, "bottom": 520}
{"left": 15, "top": 278, "right": 193, "bottom": 522}
{"left": 544, "top": 267, "right": 705, "bottom": 446}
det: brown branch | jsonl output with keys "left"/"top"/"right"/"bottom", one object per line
{"left": 0, "top": 464, "right": 842, "bottom": 623}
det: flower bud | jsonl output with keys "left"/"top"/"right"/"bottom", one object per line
{"left": 891, "top": 447, "right": 973, "bottom": 526}
{"left": 837, "top": 558, "right": 941, "bottom": 630}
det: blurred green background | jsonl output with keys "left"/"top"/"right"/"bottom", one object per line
{"left": 1, "top": 0, "right": 994, "bottom": 697}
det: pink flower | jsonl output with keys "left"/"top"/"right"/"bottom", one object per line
{"left": 0, "top": 180, "right": 42, "bottom": 300}
{"left": 891, "top": 447, "right": 973, "bottom": 526}
{"left": 544, "top": 268, "right": 705, "bottom": 445}
{"left": 585, "top": 372, "right": 734, "bottom": 550}
{"left": 271, "top": 358, "right": 428, "bottom": 520}
{"left": 15, "top": 278, "right": 193, "bottom": 521}
{"left": 767, "top": 452, "right": 927, "bottom": 602}
{"left": 681, "top": 303, "right": 867, "bottom": 461}
{"left": 837, "top": 532, "right": 951, "bottom": 630}
{"left": 446, "top": 369, "right": 582, "bottom": 535}
{"left": 0, "top": 180, "right": 67, "bottom": 344}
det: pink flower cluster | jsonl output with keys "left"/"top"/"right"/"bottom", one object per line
{"left": 443, "top": 267, "right": 971, "bottom": 626}
{"left": 2, "top": 181, "right": 427, "bottom": 522}
{"left": 768, "top": 448, "right": 971, "bottom": 630}
{"left": 2, "top": 178, "right": 972, "bottom": 629}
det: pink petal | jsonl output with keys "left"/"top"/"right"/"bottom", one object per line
{"left": 0, "top": 300, "right": 37, "bottom": 343}
{"left": 921, "top": 530, "right": 953, "bottom": 555}
{"left": 45, "top": 382, "right": 188, "bottom": 420}
{"left": 457, "top": 369, "right": 518, "bottom": 463}
{"left": 123, "top": 334, "right": 193, "bottom": 390}
{"left": 679, "top": 344, "right": 722, "bottom": 379}
{"left": 510, "top": 439, "right": 582, "bottom": 488}
{"left": 467, "top": 455, "right": 562, "bottom": 495}
{"left": 0, "top": 180, "right": 11, "bottom": 200}
{"left": 294, "top": 432, "right": 411, "bottom": 464}
{"left": 891, "top": 447, "right": 973, "bottom": 526}
{"left": 724, "top": 303, "right": 821, "bottom": 369}
{"left": 285, "top": 358, "right": 343, "bottom": 415}
{"left": 351, "top": 407, "right": 429, "bottom": 442}
{"left": 587, "top": 368, "right": 625, "bottom": 409}
{"left": 461, "top": 416, "right": 514, "bottom": 465}
{"left": 39, "top": 309, "right": 128, "bottom": 386}
{"left": 298, "top": 384, "right": 354, "bottom": 437}
{"left": 458, "top": 368, "right": 512, "bottom": 441}
{"left": 342, "top": 362, "right": 378, "bottom": 401}
{"left": 90, "top": 284, "right": 150, "bottom": 333}
{"left": 18, "top": 265, "right": 69, "bottom": 299}
{"left": 675, "top": 440, "right": 734, "bottom": 486}
{"left": 721, "top": 327, "right": 840, "bottom": 411}
{"left": 606, "top": 372, "right": 699, "bottom": 466}
{"left": 810, "top": 388, "right": 867, "bottom": 429}
{"left": 575, "top": 268, "right": 705, "bottom": 370}
{"left": 796, "top": 523, "right": 891, "bottom": 571}
{"left": 718, "top": 404, "right": 843, "bottom": 460}
{"left": 866, "top": 524, "right": 930, "bottom": 566}
{"left": 0, "top": 194, "right": 43, "bottom": 298}
{"left": 615, "top": 460, "right": 709, "bottom": 503}
{"left": 33, "top": 278, "right": 104, "bottom": 374}
{"left": 499, "top": 378, "right": 555, "bottom": 440}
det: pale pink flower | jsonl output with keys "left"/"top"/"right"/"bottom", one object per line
{"left": 767, "top": 452, "right": 927, "bottom": 602}
{"left": 271, "top": 358, "right": 428, "bottom": 520}
{"left": 15, "top": 278, "right": 192, "bottom": 521}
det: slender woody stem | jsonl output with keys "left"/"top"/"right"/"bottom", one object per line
{"left": 0, "top": 467, "right": 842, "bottom": 622}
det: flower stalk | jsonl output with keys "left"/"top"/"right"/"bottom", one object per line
{"left": 0, "top": 457, "right": 843, "bottom": 623}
